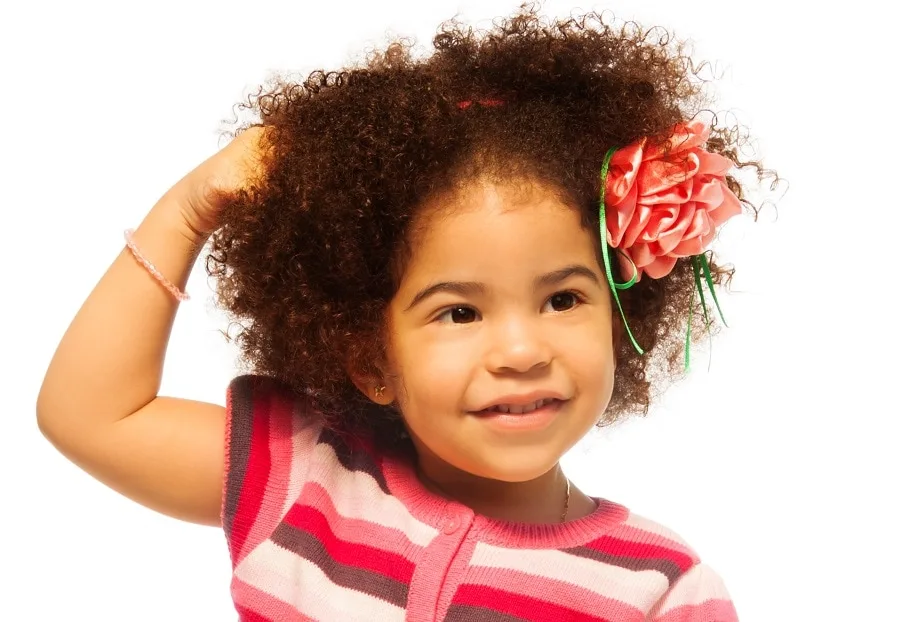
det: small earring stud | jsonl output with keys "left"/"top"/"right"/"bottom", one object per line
{"left": 374, "top": 385, "right": 385, "bottom": 398}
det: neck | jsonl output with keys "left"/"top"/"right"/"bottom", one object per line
{"left": 415, "top": 454, "right": 571, "bottom": 524}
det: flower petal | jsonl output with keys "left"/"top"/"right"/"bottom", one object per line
{"left": 655, "top": 204, "right": 696, "bottom": 254}
{"left": 707, "top": 182, "right": 743, "bottom": 225}
{"left": 637, "top": 154, "right": 700, "bottom": 197}
{"left": 642, "top": 206, "right": 679, "bottom": 242}
{"left": 671, "top": 211, "right": 711, "bottom": 256}
{"left": 606, "top": 183, "right": 638, "bottom": 248}
{"left": 606, "top": 142, "right": 645, "bottom": 205}
{"left": 621, "top": 200, "right": 653, "bottom": 249}
{"left": 690, "top": 178, "right": 724, "bottom": 207}
{"left": 643, "top": 255, "right": 678, "bottom": 279}
{"left": 629, "top": 242, "right": 655, "bottom": 269}
{"left": 696, "top": 150, "right": 733, "bottom": 176}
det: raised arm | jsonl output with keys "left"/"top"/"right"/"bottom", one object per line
{"left": 36, "top": 127, "right": 266, "bottom": 526}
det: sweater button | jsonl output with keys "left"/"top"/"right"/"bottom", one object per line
{"left": 443, "top": 517, "right": 459, "bottom": 534}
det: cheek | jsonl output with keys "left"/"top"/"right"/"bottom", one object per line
{"left": 563, "top": 319, "right": 617, "bottom": 391}
{"left": 388, "top": 333, "right": 471, "bottom": 413}
{"left": 402, "top": 355, "right": 469, "bottom": 407}
{"left": 392, "top": 317, "right": 474, "bottom": 370}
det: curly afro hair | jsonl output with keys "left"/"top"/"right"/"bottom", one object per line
{"left": 208, "top": 4, "right": 771, "bottom": 449}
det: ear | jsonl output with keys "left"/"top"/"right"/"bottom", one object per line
{"left": 350, "top": 375, "right": 396, "bottom": 406}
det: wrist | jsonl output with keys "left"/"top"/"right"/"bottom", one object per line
{"left": 128, "top": 200, "right": 209, "bottom": 284}
{"left": 147, "top": 190, "right": 212, "bottom": 253}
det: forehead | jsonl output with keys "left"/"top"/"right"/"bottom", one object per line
{"left": 401, "top": 180, "right": 598, "bottom": 284}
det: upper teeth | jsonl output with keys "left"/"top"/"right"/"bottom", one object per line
{"left": 488, "top": 398, "right": 554, "bottom": 414}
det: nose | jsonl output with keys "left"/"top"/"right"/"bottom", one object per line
{"left": 484, "top": 315, "right": 552, "bottom": 374}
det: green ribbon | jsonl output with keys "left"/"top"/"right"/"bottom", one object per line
{"left": 598, "top": 148, "right": 727, "bottom": 371}
{"left": 598, "top": 148, "right": 643, "bottom": 355}
{"left": 686, "top": 253, "right": 728, "bottom": 370}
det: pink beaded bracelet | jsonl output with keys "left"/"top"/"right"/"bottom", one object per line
{"left": 124, "top": 229, "right": 190, "bottom": 301}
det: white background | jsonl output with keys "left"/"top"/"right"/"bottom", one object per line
{"left": 3, "top": 0, "right": 897, "bottom": 619}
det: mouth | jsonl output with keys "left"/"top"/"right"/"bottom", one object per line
{"left": 478, "top": 397, "right": 564, "bottom": 415}
{"left": 471, "top": 397, "right": 567, "bottom": 431}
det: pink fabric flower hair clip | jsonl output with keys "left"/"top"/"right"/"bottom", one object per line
{"left": 598, "top": 119, "right": 742, "bottom": 367}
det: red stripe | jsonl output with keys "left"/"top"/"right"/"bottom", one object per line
{"left": 466, "top": 565, "right": 643, "bottom": 620}
{"left": 284, "top": 503, "right": 416, "bottom": 583}
{"left": 234, "top": 605, "right": 271, "bottom": 622}
{"left": 298, "top": 480, "right": 426, "bottom": 557}
{"left": 230, "top": 393, "right": 273, "bottom": 563}
{"left": 614, "top": 524, "right": 695, "bottom": 559}
{"left": 454, "top": 584, "right": 614, "bottom": 621}
{"left": 587, "top": 535, "right": 695, "bottom": 572}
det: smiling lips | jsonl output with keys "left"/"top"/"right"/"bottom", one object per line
{"left": 471, "top": 396, "right": 566, "bottom": 431}
{"left": 481, "top": 398, "right": 562, "bottom": 414}
{"left": 473, "top": 390, "right": 569, "bottom": 415}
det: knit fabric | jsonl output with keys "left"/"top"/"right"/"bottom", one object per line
{"left": 222, "top": 375, "right": 738, "bottom": 621}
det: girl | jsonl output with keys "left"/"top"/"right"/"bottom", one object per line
{"left": 37, "top": 6, "right": 770, "bottom": 621}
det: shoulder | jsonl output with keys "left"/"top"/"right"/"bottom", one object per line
{"left": 222, "top": 374, "right": 325, "bottom": 559}
{"left": 225, "top": 373, "right": 323, "bottom": 445}
{"left": 613, "top": 507, "right": 703, "bottom": 565}
{"left": 609, "top": 508, "right": 737, "bottom": 621}
{"left": 224, "top": 374, "right": 323, "bottom": 471}
{"left": 224, "top": 372, "right": 326, "bottom": 459}
{"left": 226, "top": 373, "right": 304, "bottom": 418}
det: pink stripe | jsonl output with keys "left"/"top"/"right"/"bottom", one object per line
{"left": 296, "top": 480, "right": 425, "bottom": 557}
{"left": 435, "top": 535, "right": 479, "bottom": 619}
{"left": 465, "top": 566, "right": 646, "bottom": 620}
{"left": 407, "top": 526, "right": 471, "bottom": 618}
{"left": 231, "top": 577, "right": 317, "bottom": 621}
{"left": 653, "top": 598, "right": 738, "bottom": 622}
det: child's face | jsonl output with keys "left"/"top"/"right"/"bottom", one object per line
{"left": 385, "top": 179, "right": 615, "bottom": 483}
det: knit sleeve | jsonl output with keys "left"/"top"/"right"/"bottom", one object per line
{"left": 220, "top": 374, "right": 323, "bottom": 567}
{"left": 648, "top": 563, "right": 738, "bottom": 622}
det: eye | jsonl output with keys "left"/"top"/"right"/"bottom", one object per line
{"left": 543, "top": 291, "right": 582, "bottom": 313}
{"left": 435, "top": 306, "right": 480, "bottom": 324}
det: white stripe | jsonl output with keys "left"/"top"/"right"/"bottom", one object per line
{"left": 235, "top": 540, "right": 406, "bottom": 622}
{"left": 624, "top": 512, "right": 692, "bottom": 548}
{"left": 282, "top": 409, "right": 322, "bottom": 516}
{"left": 306, "top": 442, "right": 439, "bottom": 547}
{"left": 654, "top": 563, "right": 731, "bottom": 615}
{"left": 470, "top": 542, "right": 669, "bottom": 609}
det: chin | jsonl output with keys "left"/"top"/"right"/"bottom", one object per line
{"left": 408, "top": 423, "right": 579, "bottom": 484}
{"left": 455, "top": 449, "right": 562, "bottom": 483}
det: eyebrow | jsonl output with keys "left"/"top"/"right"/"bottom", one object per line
{"left": 404, "top": 264, "right": 601, "bottom": 312}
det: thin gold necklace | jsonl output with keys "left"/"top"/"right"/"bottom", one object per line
{"left": 561, "top": 477, "right": 571, "bottom": 523}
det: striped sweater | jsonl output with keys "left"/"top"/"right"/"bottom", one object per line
{"left": 223, "top": 375, "right": 738, "bottom": 621}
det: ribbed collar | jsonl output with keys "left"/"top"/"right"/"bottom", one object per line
{"left": 380, "top": 452, "right": 629, "bottom": 549}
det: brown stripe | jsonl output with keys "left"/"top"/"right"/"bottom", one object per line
{"left": 222, "top": 374, "right": 259, "bottom": 539}
{"left": 223, "top": 375, "right": 299, "bottom": 538}
{"left": 562, "top": 545, "right": 684, "bottom": 584}
{"left": 444, "top": 604, "right": 529, "bottom": 622}
{"left": 271, "top": 522, "right": 409, "bottom": 607}
{"left": 317, "top": 428, "right": 391, "bottom": 495}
